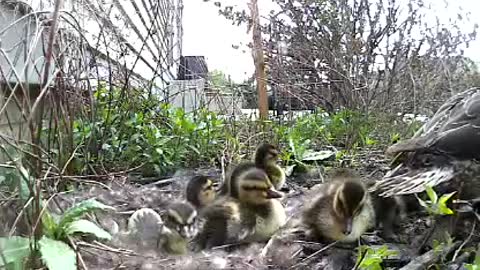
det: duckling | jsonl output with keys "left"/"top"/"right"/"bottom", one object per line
{"left": 371, "top": 195, "right": 407, "bottom": 239}
{"left": 195, "top": 166, "right": 287, "bottom": 250}
{"left": 255, "top": 143, "right": 286, "bottom": 191}
{"left": 161, "top": 202, "right": 199, "bottom": 254}
{"left": 127, "top": 202, "right": 198, "bottom": 255}
{"left": 220, "top": 143, "right": 286, "bottom": 196}
{"left": 186, "top": 175, "right": 217, "bottom": 209}
{"left": 302, "top": 176, "right": 375, "bottom": 243}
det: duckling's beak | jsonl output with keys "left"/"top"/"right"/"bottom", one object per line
{"left": 265, "top": 188, "right": 283, "bottom": 199}
{"left": 344, "top": 218, "right": 353, "bottom": 235}
{"left": 179, "top": 225, "right": 197, "bottom": 239}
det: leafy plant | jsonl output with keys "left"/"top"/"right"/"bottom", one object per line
{"left": 0, "top": 199, "right": 113, "bottom": 270}
{"left": 0, "top": 236, "right": 31, "bottom": 268}
{"left": 356, "top": 245, "right": 398, "bottom": 270}
{"left": 432, "top": 235, "right": 454, "bottom": 256}
{"left": 417, "top": 185, "right": 456, "bottom": 216}
{"left": 465, "top": 245, "right": 480, "bottom": 270}
{"left": 50, "top": 198, "right": 114, "bottom": 241}
{"left": 71, "top": 86, "right": 229, "bottom": 176}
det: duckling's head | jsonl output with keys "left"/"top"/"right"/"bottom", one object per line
{"left": 233, "top": 167, "right": 283, "bottom": 205}
{"left": 163, "top": 202, "right": 198, "bottom": 239}
{"left": 333, "top": 180, "right": 367, "bottom": 235}
{"left": 255, "top": 143, "right": 280, "bottom": 167}
{"left": 186, "top": 175, "right": 217, "bottom": 209}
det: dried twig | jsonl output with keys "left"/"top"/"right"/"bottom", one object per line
{"left": 452, "top": 219, "right": 477, "bottom": 262}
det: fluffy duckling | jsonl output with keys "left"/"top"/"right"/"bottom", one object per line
{"left": 186, "top": 175, "right": 217, "bottom": 209}
{"left": 195, "top": 166, "right": 287, "bottom": 250}
{"left": 302, "top": 176, "right": 375, "bottom": 243}
{"left": 127, "top": 202, "right": 198, "bottom": 255}
{"left": 161, "top": 202, "right": 199, "bottom": 254}
{"left": 255, "top": 143, "right": 286, "bottom": 191}
{"left": 220, "top": 143, "right": 286, "bottom": 196}
{"left": 371, "top": 195, "right": 407, "bottom": 239}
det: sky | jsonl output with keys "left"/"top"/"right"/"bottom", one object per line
{"left": 183, "top": 0, "right": 480, "bottom": 83}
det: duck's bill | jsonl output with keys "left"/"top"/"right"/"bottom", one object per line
{"left": 266, "top": 189, "right": 283, "bottom": 199}
{"left": 180, "top": 225, "right": 198, "bottom": 239}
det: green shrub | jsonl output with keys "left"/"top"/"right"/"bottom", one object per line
{"left": 71, "top": 86, "right": 229, "bottom": 176}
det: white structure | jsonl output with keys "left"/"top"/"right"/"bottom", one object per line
{"left": 0, "top": 1, "right": 55, "bottom": 84}
{"left": 169, "top": 78, "right": 243, "bottom": 114}
{"left": 0, "top": 0, "right": 185, "bottom": 161}
{"left": 0, "top": 1, "right": 56, "bottom": 145}
{"left": 0, "top": 0, "right": 184, "bottom": 88}
{"left": 168, "top": 79, "right": 206, "bottom": 112}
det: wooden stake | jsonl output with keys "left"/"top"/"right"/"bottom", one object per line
{"left": 249, "top": 0, "right": 268, "bottom": 120}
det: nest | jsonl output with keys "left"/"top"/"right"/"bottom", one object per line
{"left": 2, "top": 165, "right": 480, "bottom": 269}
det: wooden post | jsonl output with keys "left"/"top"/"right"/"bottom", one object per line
{"left": 249, "top": 0, "right": 268, "bottom": 120}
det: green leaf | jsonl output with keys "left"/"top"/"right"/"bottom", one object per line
{"left": 38, "top": 236, "right": 76, "bottom": 270}
{"left": 0, "top": 236, "right": 31, "bottom": 267}
{"left": 474, "top": 245, "right": 480, "bottom": 266}
{"left": 187, "top": 145, "right": 200, "bottom": 155}
{"left": 65, "top": 219, "right": 112, "bottom": 240}
{"left": 301, "top": 150, "right": 335, "bottom": 161}
{"left": 58, "top": 199, "right": 115, "bottom": 229}
{"left": 438, "top": 204, "right": 454, "bottom": 215}
{"left": 438, "top": 191, "right": 456, "bottom": 205}
{"left": 416, "top": 196, "right": 430, "bottom": 210}
{"left": 42, "top": 210, "right": 59, "bottom": 238}
{"left": 356, "top": 245, "right": 397, "bottom": 270}
{"left": 425, "top": 185, "right": 438, "bottom": 204}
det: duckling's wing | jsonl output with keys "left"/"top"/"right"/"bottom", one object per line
{"left": 195, "top": 201, "right": 240, "bottom": 249}
{"left": 302, "top": 190, "right": 338, "bottom": 240}
{"left": 265, "top": 164, "right": 286, "bottom": 190}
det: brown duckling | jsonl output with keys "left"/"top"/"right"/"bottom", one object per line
{"left": 186, "top": 175, "right": 217, "bottom": 209}
{"left": 371, "top": 195, "right": 407, "bottom": 239}
{"left": 255, "top": 143, "right": 286, "bottom": 191}
{"left": 220, "top": 143, "right": 286, "bottom": 196}
{"left": 195, "top": 166, "right": 287, "bottom": 250}
{"left": 302, "top": 175, "right": 375, "bottom": 243}
{"left": 127, "top": 202, "right": 198, "bottom": 255}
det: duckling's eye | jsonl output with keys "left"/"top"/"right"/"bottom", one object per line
{"left": 242, "top": 185, "right": 257, "bottom": 191}
{"left": 242, "top": 185, "right": 269, "bottom": 192}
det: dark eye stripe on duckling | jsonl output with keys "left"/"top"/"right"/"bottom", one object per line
{"left": 166, "top": 203, "right": 197, "bottom": 225}
{"left": 241, "top": 184, "right": 270, "bottom": 191}
{"left": 168, "top": 209, "right": 197, "bottom": 225}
